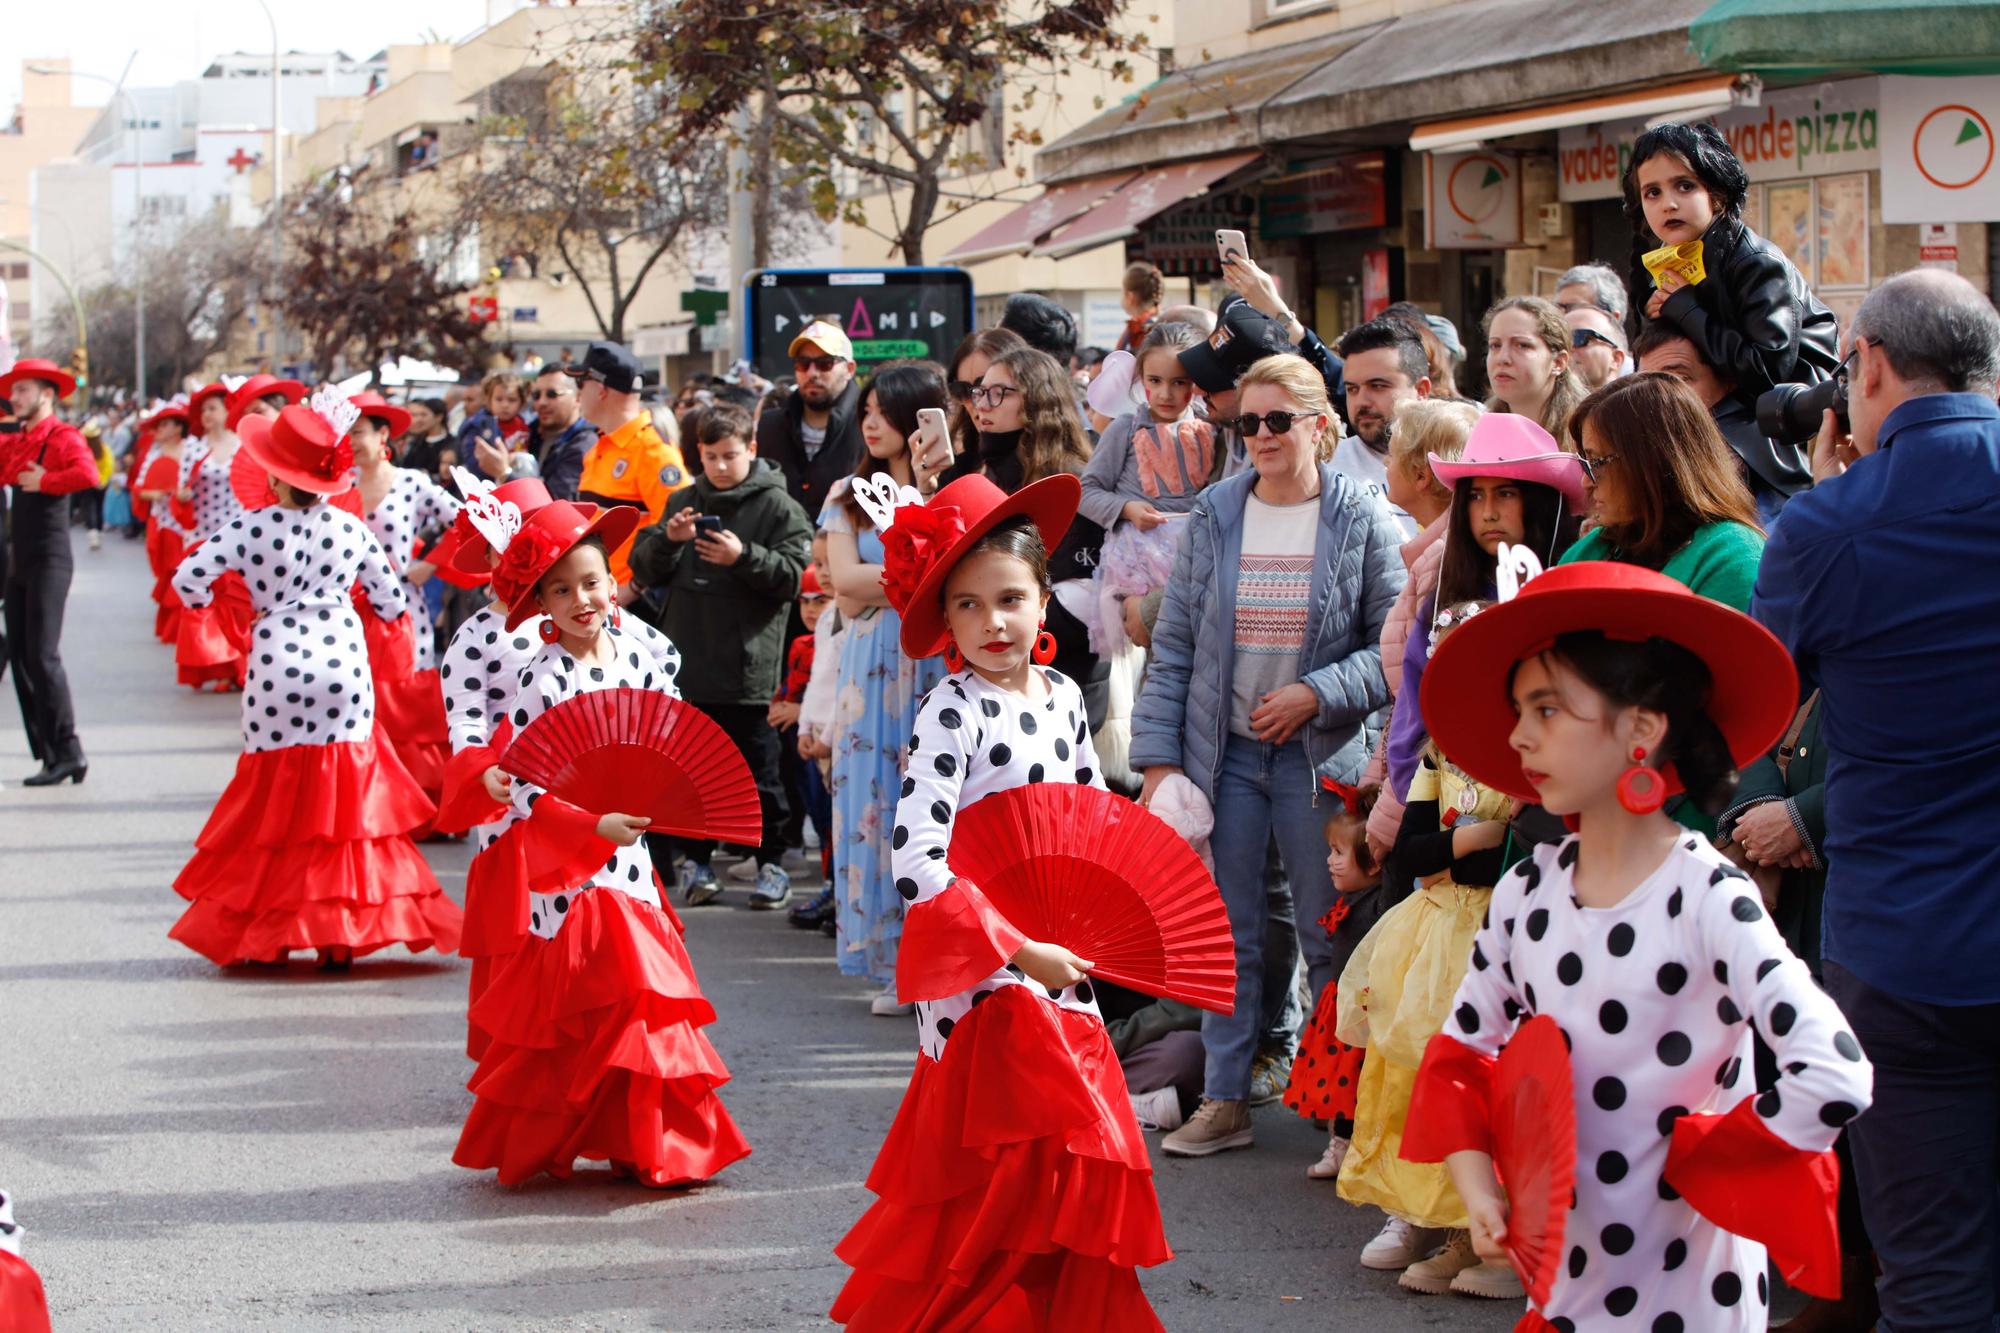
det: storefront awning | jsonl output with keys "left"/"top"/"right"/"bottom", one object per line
{"left": 1411, "top": 74, "right": 1758, "bottom": 153}
{"left": 942, "top": 170, "right": 1138, "bottom": 264}
{"left": 1030, "top": 152, "right": 1264, "bottom": 260}
{"left": 1691, "top": 0, "right": 2000, "bottom": 77}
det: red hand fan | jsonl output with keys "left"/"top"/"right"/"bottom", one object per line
{"left": 500, "top": 687, "right": 761, "bottom": 845}
{"left": 947, "top": 784, "right": 1236, "bottom": 1013}
{"left": 1490, "top": 1014, "right": 1576, "bottom": 1309}
{"left": 230, "top": 446, "right": 278, "bottom": 511}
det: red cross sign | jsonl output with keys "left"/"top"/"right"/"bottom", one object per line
{"left": 227, "top": 147, "right": 261, "bottom": 174}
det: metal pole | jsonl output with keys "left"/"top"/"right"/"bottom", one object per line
{"left": 258, "top": 0, "right": 283, "bottom": 373}
{"left": 0, "top": 238, "right": 91, "bottom": 409}
{"left": 131, "top": 84, "right": 145, "bottom": 402}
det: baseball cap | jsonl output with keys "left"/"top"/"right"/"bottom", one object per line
{"left": 564, "top": 341, "right": 645, "bottom": 394}
{"left": 1175, "top": 296, "right": 1296, "bottom": 394}
{"left": 788, "top": 320, "right": 854, "bottom": 363}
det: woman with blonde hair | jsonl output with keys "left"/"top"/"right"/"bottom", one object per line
{"left": 1130, "top": 351, "right": 1407, "bottom": 1158}
{"left": 1482, "top": 295, "right": 1586, "bottom": 440}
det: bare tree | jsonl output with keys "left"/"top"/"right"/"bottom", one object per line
{"left": 633, "top": 0, "right": 1149, "bottom": 266}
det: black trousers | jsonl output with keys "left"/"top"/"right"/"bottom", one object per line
{"left": 674, "top": 702, "right": 789, "bottom": 868}
{"left": 5, "top": 551, "right": 82, "bottom": 766}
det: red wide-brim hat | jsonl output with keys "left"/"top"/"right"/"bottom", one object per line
{"left": 237, "top": 406, "right": 357, "bottom": 497}
{"left": 347, "top": 390, "right": 412, "bottom": 440}
{"left": 0, "top": 357, "right": 77, "bottom": 400}
{"left": 188, "top": 381, "right": 231, "bottom": 420}
{"left": 225, "top": 374, "right": 305, "bottom": 429}
{"left": 493, "top": 500, "right": 645, "bottom": 628}
{"left": 146, "top": 403, "right": 192, "bottom": 431}
{"left": 889, "top": 472, "right": 1081, "bottom": 659}
{"left": 1419, "top": 561, "right": 1798, "bottom": 802}
{"left": 440, "top": 477, "right": 559, "bottom": 582}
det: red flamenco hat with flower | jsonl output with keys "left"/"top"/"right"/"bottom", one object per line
{"left": 1419, "top": 552, "right": 1798, "bottom": 803}
{"left": 484, "top": 498, "right": 644, "bottom": 629}
{"left": 224, "top": 373, "right": 306, "bottom": 429}
{"left": 434, "top": 471, "right": 556, "bottom": 587}
{"left": 872, "top": 470, "right": 1081, "bottom": 659}
{"left": 236, "top": 387, "right": 363, "bottom": 497}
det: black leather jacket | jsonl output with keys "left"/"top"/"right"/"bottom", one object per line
{"left": 1653, "top": 216, "right": 1840, "bottom": 402}
{"left": 1713, "top": 395, "right": 1811, "bottom": 498}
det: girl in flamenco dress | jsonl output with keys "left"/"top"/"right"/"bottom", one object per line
{"left": 350, "top": 391, "right": 462, "bottom": 818}
{"left": 1400, "top": 558, "right": 1873, "bottom": 1331}
{"left": 449, "top": 497, "right": 747, "bottom": 1188}
{"left": 134, "top": 401, "right": 192, "bottom": 645}
{"left": 173, "top": 381, "right": 253, "bottom": 691}
{"left": 831, "top": 470, "right": 1171, "bottom": 1332}
{"left": 168, "top": 391, "right": 463, "bottom": 969}
{"left": 428, "top": 470, "right": 686, "bottom": 1062}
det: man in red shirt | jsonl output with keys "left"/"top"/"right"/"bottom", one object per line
{"left": 1, "top": 358, "right": 99, "bottom": 785}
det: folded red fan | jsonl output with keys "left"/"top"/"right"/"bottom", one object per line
{"left": 1491, "top": 1014, "right": 1576, "bottom": 1309}
{"left": 947, "top": 783, "right": 1235, "bottom": 1013}
{"left": 500, "top": 687, "right": 761, "bottom": 846}
{"left": 230, "top": 445, "right": 278, "bottom": 511}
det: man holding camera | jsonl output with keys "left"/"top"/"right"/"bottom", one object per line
{"left": 0, "top": 358, "right": 98, "bottom": 786}
{"left": 1752, "top": 269, "right": 2000, "bottom": 1330}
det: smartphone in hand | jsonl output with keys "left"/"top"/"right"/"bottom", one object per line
{"left": 1215, "top": 229, "right": 1249, "bottom": 265}
{"left": 912, "top": 407, "right": 952, "bottom": 492}
{"left": 693, "top": 515, "right": 724, "bottom": 537}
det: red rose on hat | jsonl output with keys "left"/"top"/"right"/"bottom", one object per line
{"left": 880, "top": 503, "right": 966, "bottom": 617}
{"left": 488, "top": 521, "right": 569, "bottom": 612}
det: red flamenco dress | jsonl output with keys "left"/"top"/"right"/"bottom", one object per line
{"left": 171, "top": 441, "right": 252, "bottom": 690}
{"left": 1282, "top": 898, "right": 1367, "bottom": 1124}
{"left": 0, "top": 1189, "right": 52, "bottom": 1333}
{"left": 356, "top": 587, "right": 450, "bottom": 832}
{"left": 167, "top": 498, "right": 461, "bottom": 965}
{"left": 138, "top": 447, "right": 188, "bottom": 645}
{"left": 452, "top": 621, "right": 749, "bottom": 1187}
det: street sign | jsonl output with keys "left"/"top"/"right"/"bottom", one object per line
{"left": 681, "top": 289, "right": 729, "bottom": 327}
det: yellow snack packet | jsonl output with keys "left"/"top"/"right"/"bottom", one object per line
{"left": 1642, "top": 239, "right": 1706, "bottom": 289}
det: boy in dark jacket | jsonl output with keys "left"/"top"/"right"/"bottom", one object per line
{"left": 629, "top": 403, "right": 813, "bottom": 909}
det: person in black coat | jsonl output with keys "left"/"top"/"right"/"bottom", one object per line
{"left": 1622, "top": 121, "right": 1839, "bottom": 409}
{"left": 755, "top": 321, "right": 864, "bottom": 523}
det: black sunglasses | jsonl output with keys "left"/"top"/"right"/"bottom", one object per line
{"left": 947, "top": 379, "right": 976, "bottom": 402}
{"left": 1228, "top": 409, "right": 1316, "bottom": 437}
{"left": 794, "top": 355, "right": 842, "bottom": 373}
{"left": 1571, "top": 327, "right": 1621, "bottom": 351}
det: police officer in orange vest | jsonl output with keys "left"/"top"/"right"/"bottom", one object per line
{"left": 571, "top": 342, "right": 689, "bottom": 592}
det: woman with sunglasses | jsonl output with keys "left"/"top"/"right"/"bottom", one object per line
{"left": 1561, "top": 373, "right": 1771, "bottom": 836}
{"left": 1130, "top": 352, "right": 1406, "bottom": 1158}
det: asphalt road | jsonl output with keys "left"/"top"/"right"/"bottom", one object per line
{"left": 0, "top": 535, "right": 1531, "bottom": 1331}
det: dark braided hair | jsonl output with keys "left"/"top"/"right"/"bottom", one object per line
{"left": 1512, "top": 630, "right": 1740, "bottom": 816}
{"left": 1620, "top": 123, "right": 1750, "bottom": 338}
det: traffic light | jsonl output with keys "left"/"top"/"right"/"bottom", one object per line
{"left": 70, "top": 347, "right": 88, "bottom": 391}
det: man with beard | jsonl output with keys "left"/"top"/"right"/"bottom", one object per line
{"left": 1331, "top": 317, "right": 1431, "bottom": 534}
{"left": 755, "top": 320, "right": 861, "bottom": 521}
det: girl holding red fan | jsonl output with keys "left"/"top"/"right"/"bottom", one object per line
{"left": 167, "top": 389, "right": 461, "bottom": 968}
{"left": 1400, "top": 557, "right": 1872, "bottom": 1331}
{"left": 830, "top": 470, "right": 1171, "bottom": 1331}
{"left": 449, "top": 498, "right": 746, "bottom": 1189}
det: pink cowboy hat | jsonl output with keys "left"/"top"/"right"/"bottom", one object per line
{"left": 1429, "top": 413, "right": 1589, "bottom": 511}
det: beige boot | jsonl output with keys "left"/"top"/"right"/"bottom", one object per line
{"left": 1159, "top": 1097, "right": 1252, "bottom": 1157}
{"left": 1450, "top": 1259, "right": 1526, "bottom": 1299}
{"left": 1399, "top": 1229, "right": 1479, "bottom": 1294}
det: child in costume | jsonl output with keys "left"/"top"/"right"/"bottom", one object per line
{"left": 173, "top": 381, "right": 252, "bottom": 691}
{"left": 168, "top": 391, "right": 462, "bottom": 968}
{"left": 1402, "top": 558, "right": 1873, "bottom": 1332}
{"left": 1284, "top": 778, "right": 1383, "bottom": 1183}
{"left": 450, "top": 497, "right": 746, "bottom": 1188}
{"left": 134, "top": 401, "right": 192, "bottom": 645}
{"left": 830, "top": 470, "right": 1170, "bottom": 1332}
{"left": 1338, "top": 600, "right": 1525, "bottom": 1301}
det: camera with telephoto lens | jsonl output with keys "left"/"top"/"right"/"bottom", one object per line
{"left": 1756, "top": 376, "right": 1847, "bottom": 444}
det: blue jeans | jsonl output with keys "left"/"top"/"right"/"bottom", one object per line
{"left": 1203, "top": 733, "right": 1338, "bottom": 1102}
{"left": 1826, "top": 960, "right": 2000, "bottom": 1331}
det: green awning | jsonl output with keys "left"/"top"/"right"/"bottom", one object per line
{"left": 1691, "top": 0, "right": 2000, "bottom": 76}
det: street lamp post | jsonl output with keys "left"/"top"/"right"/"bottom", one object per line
{"left": 256, "top": 0, "right": 284, "bottom": 373}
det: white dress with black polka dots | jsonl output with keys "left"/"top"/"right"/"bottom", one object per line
{"left": 362, "top": 468, "right": 462, "bottom": 671}
{"left": 173, "top": 503, "right": 408, "bottom": 753}
{"left": 180, "top": 436, "right": 245, "bottom": 544}
{"left": 1439, "top": 834, "right": 1873, "bottom": 1331}
{"left": 500, "top": 623, "right": 683, "bottom": 941}
{"left": 895, "top": 667, "right": 1105, "bottom": 1062}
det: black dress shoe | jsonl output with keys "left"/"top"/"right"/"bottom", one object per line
{"left": 22, "top": 759, "right": 87, "bottom": 787}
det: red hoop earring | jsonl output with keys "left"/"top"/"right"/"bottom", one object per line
{"left": 537, "top": 617, "right": 561, "bottom": 644}
{"left": 1616, "top": 745, "right": 1666, "bottom": 815}
{"left": 943, "top": 642, "right": 965, "bottom": 672}
{"left": 1031, "top": 630, "right": 1058, "bottom": 665}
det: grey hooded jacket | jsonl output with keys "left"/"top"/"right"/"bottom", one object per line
{"left": 1129, "top": 463, "right": 1405, "bottom": 799}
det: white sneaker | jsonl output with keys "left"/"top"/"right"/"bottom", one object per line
{"left": 1399, "top": 1228, "right": 1479, "bottom": 1294}
{"left": 1359, "top": 1216, "right": 1444, "bottom": 1271}
{"left": 1129, "top": 1086, "right": 1185, "bottom": 1133}
{"left": 869, "top": 983, "right": 913, "bottom": 1017}
{"left": 88, "top": 530, "right": 102, "bottom": 550}
{"left": 802, "top": 826, "right": 821, "bottom": 851}
{"left": 724, "top": 858, "right": 760, "bottom": 883}
{"left": 1306, "top": 1130, "right": 1349, "bottom": 1180}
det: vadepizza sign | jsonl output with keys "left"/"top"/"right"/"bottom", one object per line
{"left": 1880, "top": 76, "right": 2000, "bottom": 223}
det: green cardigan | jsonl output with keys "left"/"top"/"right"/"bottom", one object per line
{"left": 1559, "top": 520, "right": 1768, "bottom": 835}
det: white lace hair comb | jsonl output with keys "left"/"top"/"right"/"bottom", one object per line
{"left": 453, "top": 465, "right": 521, "bottom": 553}
{"left": 308, "top": 384, "right": 361, "bottom": 440}
{"left": 849, "top": 472, "right": 923, "bottom": 531}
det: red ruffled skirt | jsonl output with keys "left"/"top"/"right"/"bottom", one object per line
{"left": 831, "top": 986, "right": 1170, "bottom": 1332}
{"left": 175, "top": 567, "right": 251, "bottom": 690}
{"left": 169, "top": 735, "right": 461, "bottom": 965}
{"left": 146, "top": 525, "right": 186, "bottom": 643}
{"left": 453, "top": 886, "right": 750, "bottom": 1187}
{"left": 1283, "top": 981, "right": 1365, "bottom": 1122}
{"left": 0, "top": 1249, "right": 52, "bottom": 1333}
{"left": 359, "top": 600, "right": 448, "bottom": 824}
